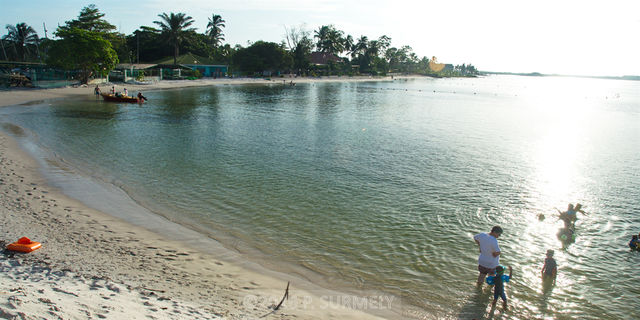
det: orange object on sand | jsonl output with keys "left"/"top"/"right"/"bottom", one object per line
{"left": 7, "top": 237, "right": 42, "bottom": 253}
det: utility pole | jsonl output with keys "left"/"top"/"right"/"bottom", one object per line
{"left": 43, "top": 22, "right": 48, "bottom": 39}
{"left": 137, "top": 32, "right": 139, "bottom": 64}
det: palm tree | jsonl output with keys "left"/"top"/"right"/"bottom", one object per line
{"left": 153, "top": 12, "right": 195, "bottom": 65}
{"left": 343, "top": 34, "right": 354, "bottom": 57}
{"left": 353, "top": 36, "right": 368, "bottom": 58}
{"left": 314, "top": 25, "right": 330, "bottom": 52}
{"left": 206, "top": 14, "right": 225, "bottom": 48}
{"left": 314, "top": 25, "right": 345, "bottom": 55}
{"left": 4, "top": 23, "right": 39, "bottom": 61}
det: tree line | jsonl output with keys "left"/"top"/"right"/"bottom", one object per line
{"left": 1, "top": 4, "right": 478, "bottom": 83}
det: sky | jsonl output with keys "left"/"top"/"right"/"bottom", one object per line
{"left": 1, "top": 0, "right": 639, "bottom": 77}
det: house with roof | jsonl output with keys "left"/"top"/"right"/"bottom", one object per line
{"left": 309, "top": 52, "right": 342, "bottom": 66}
{"left": 113, "top": 63, "right": 161, "bottom": 82}
{"left": 154, "top": 53, "right": 228, "bottom": 78}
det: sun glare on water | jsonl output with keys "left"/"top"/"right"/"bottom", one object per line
{"left": 523, "top": 77, "right": 607, "bottom": 206}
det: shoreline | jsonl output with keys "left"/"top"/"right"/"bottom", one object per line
{"left": 0, "top": 75, "right": 405, "bottom": 108}
{"left": 0, "top": 77, "right": 408, "bottom": 319}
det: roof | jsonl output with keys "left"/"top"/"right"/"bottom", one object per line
{"left": 310, "top": 52, "right": 342, "bottom": 65}
{"left": 153, "top": 53, "right": 223, "bottom": 66}
{"left": 116, "top": 63, "right": 158, "bottom": 70}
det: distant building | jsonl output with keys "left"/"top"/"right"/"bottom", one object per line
{"left": 154, "top": 53, "right": 227, "bottom": 78}
{"left": 310, "top": 52, "right": 342, "bottom": 66}
{"left": 113, "top": 63, "right": 160, "bottom": 82}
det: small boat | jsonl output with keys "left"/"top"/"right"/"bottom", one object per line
{"left": 101, "top": 93, "right": 143, "bottom": 103}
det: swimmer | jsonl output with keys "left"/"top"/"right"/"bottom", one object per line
{"left": 557, "top": 203, "right": 587, "bottom": 229}
{"left": 557, "top": 203, "right": 575, "bottom": 228}
{"left": 541, "top": 249, "right": 557, "bottom": 284}
{"left": 630, "top": 235, "right": 639, "bottom": 251}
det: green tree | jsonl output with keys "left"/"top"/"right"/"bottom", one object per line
{"left": 284, "top": 25, "right": 313, "bottom": 73}
{"left": 59, "top": 4, "right": 116, "bottom": 33}
{"left": 343, "top": 34, "right": 354, "bottom": 57}
{"left": 351, "top": 35, "right": 391, "bottom": 74}
{"left": 3, "top": 23, "right": 39, "bottom": 61}
{"left": 206, "top": 14, "right": 225, "bottom": 48}
{"left": 386, "top": 45, "right": 420, "bottom": 73}
{"left": 314, "top": 25, "right": 345, "bottom": 55}
{"left": 352, "top": 35, "right": 368, "bottom": 58}
{"left": 233, "top": 41, "right": 292, "bottom": 74}
{"left": 292, "top": 36, "right": 313, "bottom": 73}
{"left": 59, "top": 5, "right": 129, "bottom": 63}
{"left": 211, "top": 43, "right": 234, "bottom": 67}
{"left": 47, "top": 27, "right": 118, "bottom": 84}
{"left": 182, "top": 31, "right": 214, "bottom": 58}
{"left": 127, "top": 26, "right": 168, "bottom": 63}
{"left": 154, "top": 12, "right": 196, "bottom": 65}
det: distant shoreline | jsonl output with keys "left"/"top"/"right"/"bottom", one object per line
{"left": 0, "top": 75, "right": 417, "bottom": 108}
{"left": 481, "top": 71, "right": 640, "bottom": 81}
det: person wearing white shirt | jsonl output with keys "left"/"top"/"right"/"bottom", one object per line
{"left": 474, "top": 226, "right": 503, "bottom": 285}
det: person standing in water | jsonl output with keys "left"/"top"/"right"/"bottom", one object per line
{"left": 558, "top": 203, "right": 587, "bottom": 229}
{"left": 491, "top": 265, "right": 513, "bottom": 309}
{"left": 541, "top": 249, "right": 557, "bottom": 284}
{"left": 474, "top": 226, "right": 503, "bottom": 285}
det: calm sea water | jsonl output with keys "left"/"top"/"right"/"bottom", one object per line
{"left": 2, "top": 75, "right": 640, "bottom": 319}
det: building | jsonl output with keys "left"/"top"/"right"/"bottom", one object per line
{"left": 113, "top": 63, "right": 160, "bottom": 82}
{"left": 309, "top": 52, "right": 342, "bottom": 66}
{"left": 154, "top": 53, "right": 227, "bottom": 78}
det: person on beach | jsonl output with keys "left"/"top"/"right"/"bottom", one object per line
{"left": 541, "top": 249, "right": 557, "bottom": 284}
{"left": 491, "top": 265, "right": 512, "bottom": 309}
{"left": 474, "top": 226, "right": 503, "bottom": 285}
{"left": 94, "top": 85, "right": 101, "bottom": 96}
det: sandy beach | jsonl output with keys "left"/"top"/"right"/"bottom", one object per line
{"left": 0, "top": 78, "right": 401, "bottom": 319}
{"left": 0, "top": 76, "right": 401, "bottom": 108}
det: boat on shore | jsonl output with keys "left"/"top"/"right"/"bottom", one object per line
{"left": 100, "top": 93, "right": 144, "bottom": 103}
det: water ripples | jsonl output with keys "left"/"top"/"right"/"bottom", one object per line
{"left": 2, "top": 76, "right": 640, "bottom": 318}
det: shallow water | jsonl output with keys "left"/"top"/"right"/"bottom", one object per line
{"left": 2, "top": 75, "right": 640, "bottom": 318}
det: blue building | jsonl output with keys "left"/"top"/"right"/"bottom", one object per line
{"left": 154, "top": 53, "right": 227, "bottom": 78}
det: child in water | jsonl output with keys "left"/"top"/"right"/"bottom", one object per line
{"left": 630, "top": 235, "right": 639, "bottom": 251}
{"left": 491, "top": 265, "right": 513, "bottom": 309}
{"left": 541, "top": 249, "right": 557, "bottom": 284}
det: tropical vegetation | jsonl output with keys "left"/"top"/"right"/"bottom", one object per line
{"left": 2, "top": 23, "right": 40, "bottom": 61}
{"left": 153, "top": 12, "right": 196, "bottom": 65}
{"left": 1, "top": 4, "right": 479, "bottom": 85}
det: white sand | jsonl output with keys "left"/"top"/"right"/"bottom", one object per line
{"left": 0, "top": 77, "right": 410, "bottom": 320}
